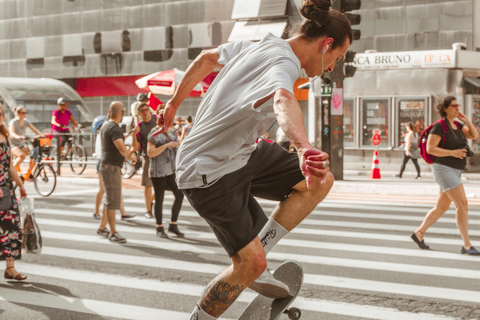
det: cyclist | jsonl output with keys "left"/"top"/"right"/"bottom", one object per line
{"left": 51, "top": 97, "right": 83, "bottom": 155}
{"left": 9, "top": 107, "right": 43, "bottom": 171}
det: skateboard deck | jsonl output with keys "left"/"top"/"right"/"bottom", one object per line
{"left": 238, "top": 260, "right": 303, "bottom": 320}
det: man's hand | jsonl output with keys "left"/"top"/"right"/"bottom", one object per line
{"left": 169, "top": 141, "right": 179, "bottom": 149}
{"left": 157, "top": 100, "right": 178, "bottom": 131}
{"left": 298, "top": 147, "right": 330, "bottom": 189}
{"left": 129, "top": 153, "right": 137, "bottom": 163}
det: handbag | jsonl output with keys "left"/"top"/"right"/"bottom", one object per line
{"left": 0, "top": 186, "right": 12, "bottom": 211}
{"left": 20, "top": 198, "right": 42, "bottom": 254}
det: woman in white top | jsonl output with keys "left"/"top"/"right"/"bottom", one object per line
{"left": 9, "top": 107, "right": 43, "bottom": 168}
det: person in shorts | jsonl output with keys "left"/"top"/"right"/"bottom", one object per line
{"left": 97, "top": 102, "right": 136, "bottom": 243}
{"left": 411, "top": 96, "right": 480, "bottom": 255}
{"left": 132, "top": 103, "right": 157, "bottom": 218}
{"left": 156, "top": 0, "right": 353, "bottom": 318}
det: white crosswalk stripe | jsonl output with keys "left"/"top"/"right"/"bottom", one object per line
{"left": 3, "top": 191, "right": 479, "bottom": 319}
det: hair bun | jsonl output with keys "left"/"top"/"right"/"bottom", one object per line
{"left": 310, "top": 9, "right": 332, "bottom": 27}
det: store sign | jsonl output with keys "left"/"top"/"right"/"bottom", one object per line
{"left": 353, "top": 50, "right": 456, "bottom": 70}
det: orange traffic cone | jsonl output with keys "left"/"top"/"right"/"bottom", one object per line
{"left": 370, "top": 150, "right": 381, "bottom": 179}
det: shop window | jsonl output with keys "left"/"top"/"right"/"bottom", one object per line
{"left": 343, "top": 98, "right": 355, "bottom": 148}
{"left": 361, "top": 98, "right": 389, "bottom": 148}
{"left": 397, "top": 99, "right": 425, "bottom": 146}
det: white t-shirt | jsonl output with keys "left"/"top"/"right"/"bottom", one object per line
{"left": 176, "top": 33, "right": 301, "bottom": 189}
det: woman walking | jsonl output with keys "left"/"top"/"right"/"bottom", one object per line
{"left": 147, "top": 124, "right": 184, "bottom": 238}
{"left": 396, "top": 122, "right": 421, "bottom": 179}
{"left": 411, "top": 96, "right": 480, "bottom": 255}
{"left": 0, "top": 104, "right": 28, "bottom": 280}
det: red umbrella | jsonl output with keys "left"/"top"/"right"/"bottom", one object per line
{"left": 135, "top": 68, "right": 209, "bottom": 97}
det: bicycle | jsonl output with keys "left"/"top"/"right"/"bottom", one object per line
{"left": 15, "top": 136, "right": 57, "bottom": 197}
{"left": 50, "top": 126, "right": 88, "bottom": 175}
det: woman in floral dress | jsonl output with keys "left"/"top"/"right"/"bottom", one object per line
{"left": 0, "top": 104, "right": 28, "bottom": 280}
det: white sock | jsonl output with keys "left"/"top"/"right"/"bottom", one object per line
{"left": 190, "top": 304, "right": 217, "bottom": 320}
{"left": 258, "top": 217, "right": 289, "bottom": 255}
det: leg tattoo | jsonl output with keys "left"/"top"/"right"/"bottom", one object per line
{"left": 200, "top": 280, "right": 244, "bottom": 317}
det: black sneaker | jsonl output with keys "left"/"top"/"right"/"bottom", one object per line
{"left": 97, "top": 228, "right": 110, "bottom": 237}
{"left": 461, "top": 246, "right": 480, "bottom": 255}
{"left": 121, "top": 213, "right": 136, "bottom": 220}
{"left": 93, "top": 213, "right": 101, "bottom": 220}
{"left": 108, "top": 232, "right": 127, "bottom": 243}
{"left": 156, "top": 227, "right": 168, "bottom": 238}
{"left": 168, "top": 224, "right": 185, "bottom": 237}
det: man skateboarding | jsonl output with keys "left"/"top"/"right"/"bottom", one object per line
{"left": 157, "top": 0, "right": 353, "bottom": 319}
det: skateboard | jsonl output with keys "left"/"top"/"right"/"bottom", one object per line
{"left": 238, "top": 260, "right": 303, "bottom": 320}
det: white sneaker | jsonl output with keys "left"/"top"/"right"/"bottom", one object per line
{"left": 249, "top": 269, "right": 290, "bottom": 299}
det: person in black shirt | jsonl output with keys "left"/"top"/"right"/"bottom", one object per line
{"left": 97, "top": 102, "right": 137, "bottom": 243}
{"left": 132, "top": 103, "right": 157, "bottom": 218}
{"left": 411, "top": 96, "right": 480, "bottom": 255}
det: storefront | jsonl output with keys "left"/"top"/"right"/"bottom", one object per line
{"left": 342, "top": 48, "right": 480, "bottom": 172}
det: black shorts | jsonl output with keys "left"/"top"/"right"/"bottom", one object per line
{"left": 183, "top": 140, "right": 304, "bottom": 257}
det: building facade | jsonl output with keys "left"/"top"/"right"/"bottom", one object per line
{"left": 0, "top": 0, "right": 479, "bottom": 171}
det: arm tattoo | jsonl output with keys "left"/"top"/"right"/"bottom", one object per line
{"left": 200, "top": 280, "right": 244, "bottom": 317}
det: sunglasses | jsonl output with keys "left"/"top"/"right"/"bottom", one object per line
{"left": 18, "top": 112, "right": 28, "bottom": 114}
{"left": 139, "top": 109, "right": 150, "bottom": 113}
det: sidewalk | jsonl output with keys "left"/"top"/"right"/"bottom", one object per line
{"left": 55, "top": 166, "right": 480, "bottom": 199}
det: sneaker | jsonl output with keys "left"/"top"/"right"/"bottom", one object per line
{"left": 121, "top": 213, "right": 136, "bottom": 220}
{"left": 93, "top": 213, "right": 101, "bottom": 220}
{"left": 168, "top": 224, "right": 185, "bottom": 237}
{"left": 108, "top": 232, "right": 127, "bottom": 243}
{"left": 394, "top": 174, "right": 402, "bottom": 178}
{"left": 145, "top": 212, "right": 153, "bottom": 219}
{"left": 97, "top": 228, "right": 110, "bottom": 237}
{"left": 156, "top": 227, "right": 168, "bottom": 238}
{"left": 249, "top": 269, "right": 290, "bottom": 299}
{"left": 461, "top": 246, "right": 480, "bottom": 255}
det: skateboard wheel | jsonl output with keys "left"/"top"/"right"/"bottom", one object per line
{"left": 288, "top": 307, "right": 301, "bottom": 319}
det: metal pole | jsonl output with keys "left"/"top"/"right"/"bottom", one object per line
{"left": 56, "top": 133, "right": 61, "bottom": 176}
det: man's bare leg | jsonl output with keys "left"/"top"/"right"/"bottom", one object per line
{"left": 190, "top": 237, "right": 266, "bottom": 319}
{"left": 258, "top": 173, "right": 334, "bottom": 256}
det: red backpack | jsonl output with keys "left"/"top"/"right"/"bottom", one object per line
{"left": 418, "top": 119, "right": 460, "bottom": 164}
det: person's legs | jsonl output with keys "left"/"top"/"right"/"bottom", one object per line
{"left": 166, "top": 174, "right": 185, "bottom": 237}
{"left": 144, "top": 186, "right": 153, "bottom": 213}
{"left": 191, "top": 237, "right": 266, "bottom": 319}
{"left": 94, "top": 174, "right": 105, "bottom": 217}
{"left": 151, "top": 177, "right": 167, "bottom": 227}
{"left": 11, "top": 146, "right": 27, "bottom": 168}
{"left": 167, "top": 174, "right": 184, "bottom": 223}
{"left": 415, "top": 189, "right": 451, "bottom": 241}
{"left": 98, "top": 164, "right": 122, "bottom": 236}
{"left": 444, "top": 184, "right": 472, "bottom": 249}
{"left": 412, "top": 158, "right": 421, "bottom": 177}
{"left": 398, "top": 152, "right": 409, "bottom": 177}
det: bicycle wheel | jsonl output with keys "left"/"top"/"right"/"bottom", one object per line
{"left": 34, "top": 164, "right": 57, "bottom": 197}
{"left": 69, "top": 145, "right": 87, "bottom": 175}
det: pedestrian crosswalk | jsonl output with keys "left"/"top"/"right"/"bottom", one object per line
{"left": 4, "top": 189, "right": 480, "bottom": 320}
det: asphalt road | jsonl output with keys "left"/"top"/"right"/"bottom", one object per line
{"left": 1, "top": 175, "right": 479, "bottom": 320}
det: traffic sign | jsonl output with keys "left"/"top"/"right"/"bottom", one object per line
{"left": 372, "top": 133, "right": 381, "bottom": 146}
